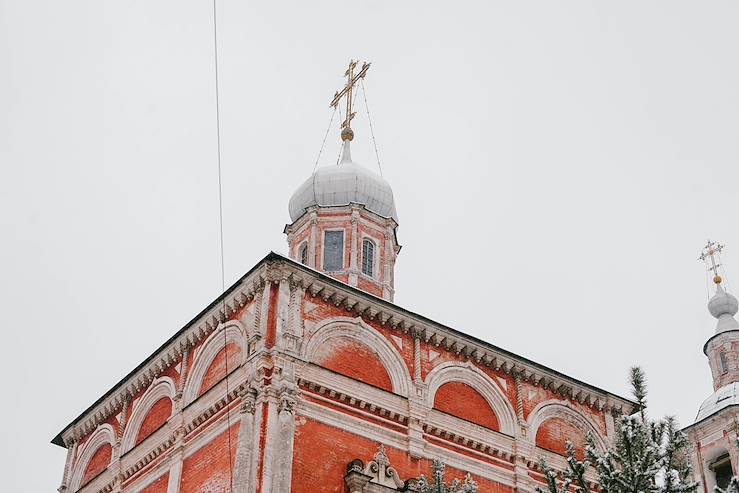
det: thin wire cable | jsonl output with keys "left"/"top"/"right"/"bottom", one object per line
{"left": 335, "top": 105, "right": 344, "bottom": 165}
{"left": 313, "top": 107, "right": 338, "bottom": 173}
{"left": 720, "top": 252, "right": 733, "bottom": 294}
{"left": 211, "top": 0, "right": 234, "bottom": 490}
{"left": 360, "top": 79, "right": 383, "bottom": 177}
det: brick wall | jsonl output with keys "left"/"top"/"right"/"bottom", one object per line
{"left": 139, "top": 472, "right": 169, "bottom": 493}
{"left": 80, "top": 442, "right": 112, "bottom": 487}
{"left": 535, "top": 417, "right": 587, "bottom": 458}
{"left": 180, "top": 423, "right": 240, "bottom": 493}
{"left": 292, "top": 417, "right": 513, "bottom": 493}
{"left": 433, "top": 381, "right": 500, "bottom": 431}
{"left": 199, "top": 342, "right": 243, "bottom": 398}
{"left": 312, "top": 336, "right": 393, "bottom": 391}
{"left": 135, "top": 397, "right": 173, "bottom": 446}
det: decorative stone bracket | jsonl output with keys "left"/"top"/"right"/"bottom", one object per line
{"left": 345, "top": 445, "right": 478, "bottom": 493}
{"left": 345, "top": 445, "right": 405, "bottom": 493}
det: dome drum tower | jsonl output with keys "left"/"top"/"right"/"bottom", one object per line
{"left": 685, "top": 241, "right": 739, "bottom": 493}
{"left": 285, "top": 61, "right": 400, "bottom": 301}
{"left": 284, "top": 198, "right": 399, "bottom": 301}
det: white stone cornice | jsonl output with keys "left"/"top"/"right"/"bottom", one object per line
{"left": 286, "top": 259, "right": 634, "bottom": 416}
{"left": 58, "top": 253, "right": 634, "bottom": 452}
{"left": 59, "top": 267, "right": 267, "bottom": 448}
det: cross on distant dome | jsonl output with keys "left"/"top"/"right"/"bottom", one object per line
{"left": 699, "top": 240, "right": 725, "bottom": 284}
{"left": 330, "top": 60, "right": 371, "bottom": 141}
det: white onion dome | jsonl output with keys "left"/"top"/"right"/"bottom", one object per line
{"left": 695, "top": 382, "right": 739, "bottom": 423}
{"left": 288, "top": 141, "right": 398, "bottom": 223}
{"left": 708, "top": 284, "right": 739, "bottom": 333}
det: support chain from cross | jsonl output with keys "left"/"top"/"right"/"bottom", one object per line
{"left": 329, "top": 60, "right": 371, "bottom": 142}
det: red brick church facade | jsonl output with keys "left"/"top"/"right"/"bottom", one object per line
{"left": 52, "top": 108, "right": 635, "bottom": 493}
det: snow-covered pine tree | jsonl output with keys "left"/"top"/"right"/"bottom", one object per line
{"left": 536, "top": 367, "right": 698, "bottom": 493}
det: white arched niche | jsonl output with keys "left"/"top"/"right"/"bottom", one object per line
{"left": 425, "top": 361, "right": 518, "bottom": 436}
{"left": 527, "top": 400, "right": 608, "bottom": 452}
{"left": 302, "top": 316, "right": 412, "bottom": 397}
{"left": 182, "top": 321, "right": 249, "bottom": 406}
{"left": 68, "top": 423, "right": 116, "bottom": 492}
{"left": 120, "top": 376, "right": 176, "bottom": 453}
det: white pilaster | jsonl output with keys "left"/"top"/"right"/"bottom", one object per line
{"left": 308, "top": 212, "right": 318, "bottom": 268}
{"left": 233, "top": 388, "right": 258, "bottom": 493}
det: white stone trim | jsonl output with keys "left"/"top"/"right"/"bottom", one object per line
{"left": 58, "top": 258, "right": 633, "bottom": 448}
{"left": 298, "top": 363, "right": 408, "bottom": 418}
{"left": 526, "top": 400, "right": 607, "bottom": 451}
{"left": 182, "top": 321, "right": 249, "bottom": 406}
{"left": 302, "top": 316, "right": 412, "bottom": 397}
{"left": 120, "top": 377, "right": 176, "bottom": 454}
{"left": 69, "top": 423, "right": 116, "bottom": 492}
{"left": 425, "top": 361, "right": 517, "bottom": 437}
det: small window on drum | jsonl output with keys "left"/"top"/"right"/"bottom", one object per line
{"left": 298, "top": 243, "right": 308, "bottom": 265}
{"left": 362, "top": 239, "right": 375, "bottom": 277}
{"left": 323, "top": 230, "right": 344, "bottom": 271}
{"left": 720, "top": 351, "right": 729, "bottom": 374}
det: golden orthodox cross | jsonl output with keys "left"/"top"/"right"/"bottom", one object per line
{"left": 700, "top": 240, "right": 725, "bottom": 284}
{"left": 330, "top": 60, "right": 371, "bottom": 139}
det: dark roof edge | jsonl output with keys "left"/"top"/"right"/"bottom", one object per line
{"left": 50, "top": 251, "right": 278, "bottom": 447}
{"left": 273, "top": 253, "right": 637, "bottom": 411}
{"left": 703, "top": 329, "right": 739, "bottom": 355}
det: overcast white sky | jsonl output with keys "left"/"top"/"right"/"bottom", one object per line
{"left": 1, "top": 1, "right": 738, "bottom": 491}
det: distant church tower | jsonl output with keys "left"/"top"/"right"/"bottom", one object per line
{"left": 285, "top": 61, "right": 400, "bottom": 301}
{"left": 685, "top": 241, "right": 739, "bottom": 493}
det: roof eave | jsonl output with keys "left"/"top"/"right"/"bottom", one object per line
{"left": 52, "top": 250, "right": 636, "bottom": 447}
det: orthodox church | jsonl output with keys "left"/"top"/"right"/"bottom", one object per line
{"left": 685, "top": 242, "right": 739, "bottom": 493}
{"left": 52, "top": 62, "right": 638, "bottom": 493}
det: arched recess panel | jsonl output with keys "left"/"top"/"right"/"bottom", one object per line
{"left": 135, "top": 396, "right": 173, "bottom": 446}
{"left": 199, "top": 342, "right": 243, "bottom": 397}
{"left": 81, "top": 443, "right": 112, "bottom": 486}
{"left": 312, "top": 337, "right": 393, "bottom": 392}
{"left": 535, "top": 417, "right": 588, "bottom": 458}
{"left": 433, "top": 381, "right": 500, "bottom": 431}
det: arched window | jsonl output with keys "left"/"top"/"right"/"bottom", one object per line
{"left": 362, "top": 238, "right": 375, "bottom": 277}
{"left": 712, "top": 454, "right": 734, "bottom": 490}
{"left": 720, "top": 351, "right": 729, "bottom": 374}
{"left": 298, "top": 242, "right": 308, "bottom": 265}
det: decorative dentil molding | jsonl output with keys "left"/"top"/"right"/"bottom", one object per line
{"left": 58, "top": 254, "right": 633, "bottom": 459}
{"left": 59, "top": 267, "right": 268, "bottom": 447}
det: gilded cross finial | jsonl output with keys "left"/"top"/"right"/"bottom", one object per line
{"left": 330, "top": 60, "right": 371, "bottom": 141}
{"left": 699, "top": 240, "right": 725, "bottom": 285}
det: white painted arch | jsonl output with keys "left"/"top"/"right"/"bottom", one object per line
{"left": 527, "top": 400, "right": 607, "bottom": 451}
{"left": 68, "top": 423, "right": 116, "bottom": 492}
{"left": 120, "top": 376, "right": 176, "bottom": 453}
{"left": 425, "top": 361, "right": 518, "bottom": 437}
{"left": 182, "top": 320, "right": 249, "bottom": 406}
{"left": 303, "top": 316, "right": 412, "bottom": 397}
